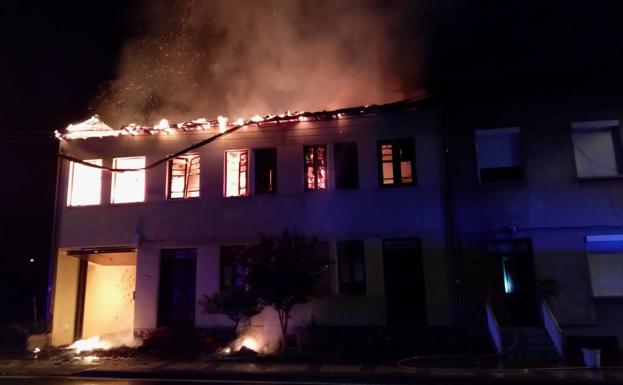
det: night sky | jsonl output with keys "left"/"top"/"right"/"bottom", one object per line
{"left": 1, "top": 0, "right": 623, "bottom": 324}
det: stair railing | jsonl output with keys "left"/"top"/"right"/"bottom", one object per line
{"left": 486, "top": 301, "right": 502, "bottom": 354}
{"left": 541, "top": 299, "right": 564, "bottom": 358}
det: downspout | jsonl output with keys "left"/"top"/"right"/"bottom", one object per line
{"left": 440, "top": 106, "right": 462, "bottom": 326}
{"left": 46, "top": 139, "right": 62, "bottom": 331}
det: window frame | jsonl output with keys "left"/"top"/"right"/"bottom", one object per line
{"left": 377, "top": 138, "right": 416, "bottom": 187}
{"left": 167, "top": 154, "right": 200, "bottom": 200}
{"left": 67, "top": 159, "right": 103, "bottom": 207}
{"left": 304, "top": 144, "right": 328, "bottom": 191}
{"left": 220, "top": 246, "right": 246, "bottom": 290}
{"left": 474, "top": 127, "right": 525, "bottom": 184}
{"left": 337, "top": 240, "right": 366, "bottom": 295}
{"left": 571, "top": 120, "right": 623, "bottom": 180}
{"left": 334, "top": 142, "right": 359, "bottom": 190}
{"left": 254, "top": 148, "right": 278, "bottom": 195}
{"left": 224, "top": 149, "right": 250, "bottom": 197}
{"left": 110, "top": 156, "right": 146, "bottom": 204}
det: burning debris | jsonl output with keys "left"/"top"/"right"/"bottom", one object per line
{"left": 55, "top": 97, "right": 427, "bottom": 141}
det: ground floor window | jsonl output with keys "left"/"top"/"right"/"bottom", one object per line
{"left": 337, "top": 240, "right": 366, "bottom": 295}
{"left": 157, "top": 249, "right": 197, "bottom": 327}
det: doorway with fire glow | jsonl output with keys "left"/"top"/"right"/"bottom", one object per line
{"left": 383, "top": 238, "right": 427, "bottom": 325}
{"left": 485, "top": 238, "right": 538, "bottom": 326}
{"left": 157, "top": 248, "right": 197, "bottom": 327}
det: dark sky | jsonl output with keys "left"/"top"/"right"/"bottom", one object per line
{"left": 1, "top": 0, "right": 623, "bottom": 323}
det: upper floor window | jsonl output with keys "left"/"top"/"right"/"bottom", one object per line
{"left": 337, "top": 240, "right": 366, "bottom": 295}
{"left": 304, "top": 145, "right": 327, "bottom": 191}
{"left": 225, "top": 150, "right": 248, "bottom": 197}
{"left": 334, "top": 142, "right": 359, "bottom": 190}
{"left": 378, "top": 139, "right": 415, "bottom": 186}
{"left": 475, "top": 127, "right": 523, "bottom": 183}
{"left": 111, "top": 156, "right": 145, "bottom": 204}
{"left": 254, "top": 148, "right": 277, "bottom": 194}
{"left": 67, "top": 159, "right": 102, "bottom": 206}
{"left": 168, "top": 154, "right": 200, "bottom": 199}
{"left": 571, "top": 120, "right": 623, "bottom": 178}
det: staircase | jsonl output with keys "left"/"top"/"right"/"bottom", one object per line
{"left": 501, "top": 327, "right": 560, "bottom": 361}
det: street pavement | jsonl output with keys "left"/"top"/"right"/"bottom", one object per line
{"left": 1, "top": 357, "right": 623, "bottom": 384}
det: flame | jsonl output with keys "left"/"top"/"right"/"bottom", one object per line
{"left": 241, "top": 337, "right": 259, "bottom": 351}
{"left": 154, "top": 119, "right": 170, "bottom": 130}
{"left": 234, "top": 118, "right": 245, "bottom": 126}
{"left": 217, "top": 116, "right": 228, "bottom": 133}
{"left": 251, "top": 115, "right": 263, "bottom": 122}
{"left": 67, "top": 336, "right": 113, "bottom": 353}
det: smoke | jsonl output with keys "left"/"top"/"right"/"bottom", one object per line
{"left": 95, "top": 0, "right": 430, "bottom": 127}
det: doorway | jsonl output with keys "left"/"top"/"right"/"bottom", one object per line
{"left": 484, "top": 238, "right": 538, "bottom": 326}
{"left": 383, "top": 238, "right": 427, "bottom": 325}
{"left": 157, "top": 249, "right": 197, "bottom": 327}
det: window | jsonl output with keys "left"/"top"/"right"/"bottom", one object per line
{"left": 378, "top": 139, "right": 415, "bottom": 186}
{"left": 67, "top": 159, "right": 102, "bottom": 206}
{"left": 334, "top": 142, "right": 359, "bottom": 190}
{"left": 157, "top": 248, "right": 197, "bottom": 326}
{"left": 225, "top": 150, "right": 249, "bottom": 197}
{"left": 168, "top": 154, "right": 200, "bottom": 199}
{"left": 337, "top": 240, "right": 366, "bottom": 295}
{"left": 571, "top": 120, "right": 623, "bottom": 178}
{"left": 111, "top": 156, "right": 145, "bottom": 204}
{"left": 586, "top": 235, "right": 623, "bottom": 297}
{"left": 314, "top": 242, "right": 331, "bottom": 296}
{"left": 304, "top": 145, "right": 327, "bottom": 191}
{"left": 475, "top": 127, "right": 523, "bottom": 183}
{"left": 220, "top": 246, "right": 246, "bottom": 289}
{"left": 255, "top": 148, "right": 277, "bottom": 194}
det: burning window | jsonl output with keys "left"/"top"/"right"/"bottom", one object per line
{"left": 67, "top": 159, "right": 102, "bottom": 206}
{"left": 334, "top": 142, "right": 359, "bottom": 190}
{"left": 111, "top": 156, "right": 145, "bottom": 204}
{"left": 254, "top": 148, "right": 277, "bottom": 194}
{"left": 378, "top": 139, "right": 415, "bottom": 186}
{"left": 304, "top": 145, "right": 327, "bottom": 191}
{"left": 168, "top": 155, "right": 200, "bottom": 199}
{"left": 225, "top": 150, "right": 249, "bottom": 197}
{"left": 337, "top": 240, "right": 366, "bottom": 295}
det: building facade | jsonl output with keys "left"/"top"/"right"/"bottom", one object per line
{"left": 49, "top": 102, "right": 456, "bottom": 348}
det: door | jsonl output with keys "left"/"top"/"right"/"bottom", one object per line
{"left": 383, "top": 238, "right": 427, "bottom": 325}
{"left": 157, "top": 249, "right": 197, "bottom": 327}
{"left": 485, "top": 239, "right": 538, "bottom": 326}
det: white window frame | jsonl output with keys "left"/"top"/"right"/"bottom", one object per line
{"left": 111, "top": 156, "right": 146, "bottom": 204}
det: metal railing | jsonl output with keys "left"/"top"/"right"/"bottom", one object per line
{"left": 541, "top": 299, "right": 564, "bottom": 358}
{"left": 486, "top": 301, "right": 503, "bottom": 354}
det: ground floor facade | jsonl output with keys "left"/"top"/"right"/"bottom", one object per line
{"left": 50, "top": 234, "right": 454, "bottom": 349}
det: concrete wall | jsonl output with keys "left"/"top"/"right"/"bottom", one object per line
{"left": 55, "top": 110, "right": 454, "bottom": 334}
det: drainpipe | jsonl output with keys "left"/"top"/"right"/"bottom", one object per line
{"left": 440, "top": 106, "right": 462, "bottom": 327}
{"left": 45, "top": 139, "right": 62, "bottom": 332}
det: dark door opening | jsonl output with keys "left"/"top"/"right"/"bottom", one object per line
{"left": 485, "top": 238, "right": 538, "bottom": 326}
{"left": 157, "top": 249, "right": 197, "bottom": 327}
{"left": 383, "top": 238, "right": 427, "bottom": 325}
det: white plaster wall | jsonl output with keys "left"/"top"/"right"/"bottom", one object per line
{"left": 56, "top": 111, "right": 454, "bottom": 330}
{"left": 51, "top": 249, "right": 79, "bottom": 346}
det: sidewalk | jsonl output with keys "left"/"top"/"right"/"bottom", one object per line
{"left": 2, "top": 356, "right": 623, "bottom": 383}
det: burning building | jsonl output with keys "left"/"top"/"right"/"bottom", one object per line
{"left": 48, "top": 98, "right": 456, "bottom": 350}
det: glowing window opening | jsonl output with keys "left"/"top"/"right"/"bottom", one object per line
{"left": 111, "top": 156, "right": 145, "bottom": 204}
{"left": 67, "top": 159, "right": 102, "bottom": 206}
{"left": 304, "top": 145, "right": 327, "bottom": 191}
{"left": 168, "top": 155, "right": 200, "bottom": 199}
{"left": 225, "top": 150, "right": 249, "bottom": 197}
{"left": 379, "top": 140, "right": 415, "bottom": 186}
